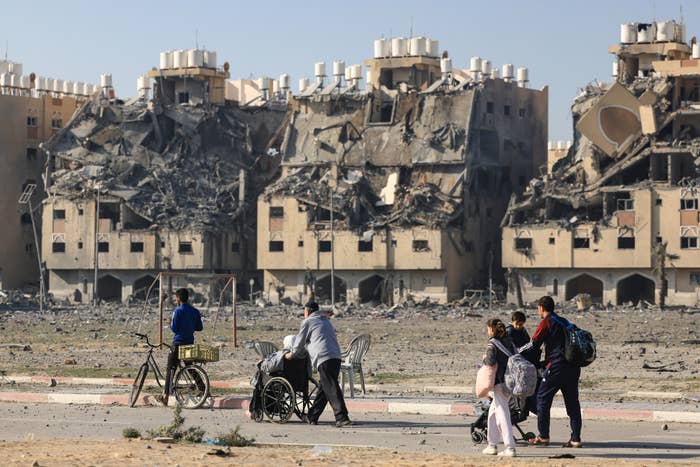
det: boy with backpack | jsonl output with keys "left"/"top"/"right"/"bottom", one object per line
{"left": 519, "top": 296, "right": 584, "bottom": 448}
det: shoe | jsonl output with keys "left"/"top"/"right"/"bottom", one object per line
{"left": 301, "top": 415, "right": 318, "bottom": 425}
{"left": 335, "top": 418, "right": 353, "bottom": 428}
{"left": 528, "top": 436, "right": 550, "bottom": 446}
{"left": 562, "top": 440, "right": 583, "bottom": 448}
{"left": 482, "top": 445, "right": 497, "bottom": 455}
{"left": 498, "top": 448, "right": 517, "bottom": 457}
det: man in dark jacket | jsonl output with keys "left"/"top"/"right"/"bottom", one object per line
{"left": 285, "top": 301, "right": 351, "bottom": 427}
{"left": 519, "top": 296, "right": 582, "bottom": 447}
{"left": 160, "top": 288, "right": 203, "bottom": 405}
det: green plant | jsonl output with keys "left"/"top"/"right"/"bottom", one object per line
{"left": 146, "top": 405, "right": 206, "bottom": 443}
{"left": 122, "top": 427, "right": 141, "bottom": 439}
{"left": 216, "top": 426, "right": 255, "bottom": 447}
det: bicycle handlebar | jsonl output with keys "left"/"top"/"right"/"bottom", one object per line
{"left": 134, "top": 332, "right": 171, "bottom": 350}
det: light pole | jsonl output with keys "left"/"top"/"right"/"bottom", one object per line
{"left": 18, "top": 184, "right": 45, "bottom": 312}
{"left": 330, "top": 182, "right": 335, "bottom": 309}
{"left": 91, "top": 182, "right": 101, "bottom": 306}
{"left": 249, "top": 278, "right": 254, "bottom": 305}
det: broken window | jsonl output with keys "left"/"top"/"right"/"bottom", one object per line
{"left": 52, "top": 242, "right": 65, "bottom": 253}
{"left": 617, "top": 237, "right": 635, "bottom": 249}
{"left": 681, "top": 226, "right": 698, "bottom": 249}
{"left": 26, "top": 148, "right": 37, "bottom": 160}
{"left": 53, "top": 209, "right": 66, "bottom": 220}
{"left": 26, "top": 114, "right": 37, "bottom": 127}
{"left": 413, "top": 240, "right": 429, "bottom": 252}
{"left": 681, "top": 199, "right": 698, "bottom": 210}
{"left": 269, "top": 206, "right": 284, "bottom": 218}
{"left": 656, "top": 199, "right": 663, "bottom": 206}
{"left": 269, "top": 241, "right": 284, "bottom": 252}
{"left": 319, "top": 241, "right": 332, "bottom": 252}
{"left": 518, "top": 108, "right": 526, "bottom": 118}
{"left": 177, "top": 92, "right": 190, "bottom": 104}
{"left": 573, "top": 238, "right": 590, "bottom": 249}
{"left": 514, "top": 238, "right": 532, "bottom": 251}
{"left": 617, "top": 199, "right": 634, "bottom": 211}
{"left": 358, "top": 240, "right": 373, "bottom": 252}
{"left": 78, "top": 208, "right": 84, "bottom": 216}
{"left": 78, "top": 241, "right": 83, "bottom": 249}
{"left": 690, "top": 273, "right": 700, "bottom": 286}
{"left": 486, "top": 102, "right": 494, "bottom": 114}
{"left": 231, "top": 242, "right": 240, "bottom": 253}
{"left": 178, "top": 242, "right": 193, "bottom": 253}
{"left": 298, "top": 240, "right": 304, "bottom": 247}
{"left": 98, "top": 242, "right": 109, "bottom": 253}
{"left": 548, "top": 237, "right": 555, "bottom": 245}
{"left": 503, "top": 105, "right": 511, "bottom": 116}
{"left": 130, "top": 242, "right": 144, "bottom": 253}
{"left": 51, "top": 117, "right": 62, "bottom": 129}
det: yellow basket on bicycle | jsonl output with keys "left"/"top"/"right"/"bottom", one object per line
{"left": 178, "top": 344, "right": 219, "bottom": 363}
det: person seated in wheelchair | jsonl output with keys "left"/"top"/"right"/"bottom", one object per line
{"left": 247, "top": 335, "right": 311, "bottom": 420}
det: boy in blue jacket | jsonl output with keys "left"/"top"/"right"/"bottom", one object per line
{"left": 160, "top": 288, "right": 203, "bottom": 405}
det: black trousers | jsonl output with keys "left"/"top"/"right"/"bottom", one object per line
{"left": 164, "top": 345, "right": 180, "bottom": 395}
{"left": 308, "top": 358, "right": 349, "bottom": 423}
{"left": 536, "top": 366, "right": 582, "bottom": 442}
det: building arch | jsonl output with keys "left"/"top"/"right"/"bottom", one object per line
{"left": 97, "top": 274, "right": 122, "bottom": 302}
{"left": 565, "top": 273, "right": 604, "bottom": 303}
{"left": 358, "top": 274, "right": 386, "bottom": 304}
{"left": 617, "top": 273, "right": 655, "bottom": 305}
{"left": 315, "top": 274, "right": 347, "bottom": 304}
{"left": 133, "top": 275, "right": 157, "bottom": 301}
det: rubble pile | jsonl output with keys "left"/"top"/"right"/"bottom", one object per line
{"left": 44, "top": 98, "right": 287, "bottom": 231}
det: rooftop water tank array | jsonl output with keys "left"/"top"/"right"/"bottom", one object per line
{"left": 620, "top": 20, "right": 686, "bottom": 44}
{"left": 159, "top": 49, "right": 219, "bottom": 70}
{"left": 373, "top": 36, "right": 440, "bottom": 58}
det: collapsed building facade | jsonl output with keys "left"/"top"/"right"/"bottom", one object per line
{"left": 258, "top": 39, "right": 547, "bottom": 305}
{"left": 503, "top": 20, "right": 700, "bottom": 306}
{"left": 41, "top": 51, "right": 286, "bottom": 302}
{"left": 0, "top": 60, "right": 95, "bottom": 290}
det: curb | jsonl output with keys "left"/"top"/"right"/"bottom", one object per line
{"left": 1, "top": 391, "right": 700, "bottom": 424}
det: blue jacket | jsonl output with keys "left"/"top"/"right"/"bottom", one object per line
{"left": 170, "top": 303, "right": 203, "bottom": 345}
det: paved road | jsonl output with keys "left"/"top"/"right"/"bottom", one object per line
{"left": 1, "top": 403, "right": 699, "bottom": 461}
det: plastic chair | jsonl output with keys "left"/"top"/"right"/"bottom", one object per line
{"left": 254, "top": 341, "right": 279, "bottom": 359}
{"left": 340, "top": 334, "right": 371, "bottom": 398}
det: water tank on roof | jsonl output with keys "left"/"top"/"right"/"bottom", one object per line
{"left": 0, "top": 73, "right": 9, "bottom": 87}
{"left": 637, "top": 23, "right": 656, "bottom": 43}
{"left": 470, "top": 56, "right": 481, "bottom": 72}
{"left": 188, "top": 49, "right": 204, "bottom": 67}
{"left": 612, "top": 61, "right": 619, "bottom": 77}
{"left": 502, "top": 64, "right": 514, "bottom": 81}
{"left": 172, "top": 50, "right": 185, "bottom": 68}
{"left": 374, "top": 39, "right": 387, "bottom": 58}
{"left": 100, "top": 74, "right": 112, "bottom": 88}
{"left": 693, "top": 43, "right": 700, "bottom": 59}
{"left": 351, "top": 64, "right": 362, "bottom": 80}
{"left": 314, "top": 62, "right": 326, "bottom": 79}
{"left": 257, "top": 77, "right": 270, "bottom": 91}
{"left": 517, "top": 67, "right": 529, "bottom": 87}
{"left": 491, "top": 68, "right": 500, "bottom": 79}
{"left": 9, "top": 74, "right": 18, "bottom": 88}
{"left": 19, "top": 75, "right": 29, "bottom": 90}
{"left": 440, "top": 58, "right": 452, "bottom": 75}
{"left": 481, "top": 60, "right": 492, "bottom": 77}
{"left": 344, "top": 66, "right": 352, "bottom": 82}
{"left": 333, "top": 60, "right": 345, "bottom": 77}
{"left": 0, "top": 61, "right": 7, "bottom": 74}
{"left": 391, "top": 37, "right": 407, "bottom": 56}
{"left": 280, "top": 73, "right": 290, "bottom": 90}
{"left": 676, "top": 23, "right": 686, "bottom": 43}
{"left": 548, "top": 141, "right": 554, "bottom": 150}
{"left": 428, "top": 39, "right": 439, "bottom": 57}
{"left": 8, "top": 62, "right": 23, "bottom": 76}
{"left": 409, "top": 36, "right": 427, "bottom": 56}
{"left": 72, "top": 81, "right": 81, "bottom": 94}
{"left": 656, "top": 20, "right": 675, "bottom": 42}
{"left": 298, "top": 77, "right": 309, "bottom": 93}
{"left": 159, "top": 51, "right": 171, "bottom": 69}
{"left": 62, "top": 80, "right": 72, "bottom": 94}
{"left": 620, "top": 23, "right": 637, "bottom": 44}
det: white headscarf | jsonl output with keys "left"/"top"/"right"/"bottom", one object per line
{"left": 283, "top": 334, "right": 296, "bottom": 350}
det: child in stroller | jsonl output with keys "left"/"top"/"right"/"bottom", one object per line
{"left": 247, "top": 335, "right": 318, "bottom": 423}
{"left": 470, "top": 395, "right": 536, "bottom": 444}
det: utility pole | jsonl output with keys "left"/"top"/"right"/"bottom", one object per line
{"left": 330, "top": 181, "right": 335, "bottom": 309}
{"left": 18, "top": 184, "right": 44, "bottom": 312}
{"left": 488, "top": 249, "right": 493, "bottom": 311}
{"left": 93, "top": 187, "right": 100, "bottom": 305}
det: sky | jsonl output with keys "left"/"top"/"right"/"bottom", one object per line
{"left": 3, "top": 0, "right": 698, "bottom": 141}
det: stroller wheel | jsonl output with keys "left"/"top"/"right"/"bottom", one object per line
{"left": 523, "top": 432, "right": 536, "bottom": 441}
{"left": 471, "top": 429, "right": 486, "bottom": 444}
{"left": 253, "top": 409, "right": 264, "bottom": 422}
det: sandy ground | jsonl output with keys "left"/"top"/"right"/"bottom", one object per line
{"left": 0, "top": 439, "right": 694, "bottom": 467}
{"left": 0, "top": 302, "right": 699, "bottom": 397}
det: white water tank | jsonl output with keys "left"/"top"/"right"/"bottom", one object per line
{"left": 272, "top": 79, "right": 280, "bottom": 94}
{"left": 566, "top": 140, "right": 572, "bottom": 149}
{"left": 203, "top": 50, "right": 216, "bottom": 68}
{"left": 547, "top": 141, "right": 554, "bottom": 150}
{"left": 76, "top": 82, "right": 85, "bottom": 95}
{"left": 33, "top": 76, "right": 43, "bottom": 90}
{"left": 10, "top": 74, "right": 18, "bottom": 88}
{"left": 656, "top": 21, "right": 675, "bottom": 42}
{"left": 428, "top": 39, "right": 439, "bottom": 57}
{"left": 469, "top": 56, "right": 481, "bottom": 72}
{"left": 637, "top": 23, "right": 656, "bottom": 43}
{"left": 440, "top": 58, "right": 453, "bottom": 74}
{"left": 280, "top": 73, "right": 290, "bottom": 90}
{"left": 557, "top": 141, "right": 565, "bottom": 150}
{"left": 314, "top": 61, "right": 326, "bottom": 78}
{"left": 351, "top": 64, "right": 362, "bottom": 80}
{"left": 620, "top": 23, "right": 637, "bottom": 43}
{"left": 517, "top": 67, "right": 529, "bottom": 87}
{"left": 502, "top": 64, "right": 514, "bottom": 81}
{"left": 409, "top": 36, "right": 427, "bottom": 56}
{"left": 391, "top": 37, "right": 407, "bottom": 56}
{"left": 374, "top": 39, "right": 388, "bottom": 58}
{"left": 19, "top": 75, "right": 29, "bottom": 90}
{"left": 333, "top": 60, "right": 345, "bottom": 77}
{"left": 0, "top": 73, "right": 9, "bottom": 87}
{"left": 612, "top": 61, "right": 619, "bottom": 77}
{"left": 366, "top": 70, "right": 372, "bottom": 87}
{"left": 172, "top": 50, "right": 185, "bottom": 68}
{"left": 51, "top": 79, "right": 60, "bottom": 92}
{"left": 188, "top": 49, "right": 204, "bottom": 67}
{"left": 0, "top": 61, "right": 7, "bottom": 74}
{"left": 257, "top": 77, "right": 271, "bottom": 91}
{"left": 8, "top": 62, "right": 23, "bottom": 76}
{"left": 491, "top": 68, "right": 500, "bottom": 79}
{"left": 100, "top": 74, "right": 112, "bottom": 88}
{"left": 72, "top": 81, "right": 81, "bottom": 94}
{"left": 344, "top": 67, "right": 352, "bottom": 82}
{"left": 298, "top": 77, "right": 309, "bottom": 93}
{"left": 676, "top": 23, "right": 686, "bottom": 43}
{"left": 159, "top": 51, "right": 170, "bottom": 69}
{"left": 693, "top": 43, "right": 700, "bottom": 59}
{"left": 481, "top": 60, "right": 492, "bottom": 77}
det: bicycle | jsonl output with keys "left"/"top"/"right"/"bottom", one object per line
{"left": 129, "top": 333, "right": 211, "bottom": 409}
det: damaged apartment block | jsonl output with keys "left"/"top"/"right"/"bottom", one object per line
{"left": 259, "top": 37, "right": 547, "bottom": 305}
{"left": 503, "top": 20, "right": 700, "bottom": 307}
{"left": 41, "top": 51, "right": 287, "bottom": 303}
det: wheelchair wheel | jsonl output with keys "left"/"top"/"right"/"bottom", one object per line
{"left": 295, "top": 377, "right": 319, "bottom": 418}
{"left": 173, "top": 364, "right": 210, "bottom": 409}
{"left": 263, "top": 377, "right": 295, "bottom": 423}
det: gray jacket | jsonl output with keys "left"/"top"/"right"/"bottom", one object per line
{"left": 290, "top": 311, "right": 341, "bottom": 369}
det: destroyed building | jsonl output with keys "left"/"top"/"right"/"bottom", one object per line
{"left": 502, "top": 20, "right": 700, "bottom": 306}
{"left": 41, "top": 50, "right": 286, "bottom": 303}
{"left": 258, "top": 38, "right": 548, "bottom": 305}
{"left": 0, "top": 59, "right": 96, "bottom": 290}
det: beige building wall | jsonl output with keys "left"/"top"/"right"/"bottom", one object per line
{"left": 503, "top": 186, "right": 700, "bottom": 306}
{"left": 0, "top": 92, "right": 79, "bottom": 289}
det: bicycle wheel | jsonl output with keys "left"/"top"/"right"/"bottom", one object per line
{"left": 173, "top": 364, "right": 210, "bottom": 409}
{"left": 129, "top": 363, "right": 149, "bottom": 408}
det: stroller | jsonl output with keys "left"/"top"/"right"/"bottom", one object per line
{"left": 470, "top": 395, "right": 536, "bottom": 444}
{"left": 249, "top": 356, "right": 319, "bottom": 423}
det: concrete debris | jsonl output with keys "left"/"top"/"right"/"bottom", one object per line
{"left": 43, "top": 98, "right": 287, "bottom": 232}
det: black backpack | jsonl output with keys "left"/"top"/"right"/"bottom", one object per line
{"left": 550, "top": 315, "right": 596, "bottom": 367}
